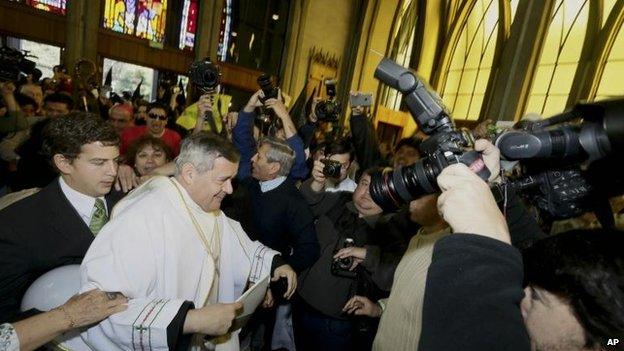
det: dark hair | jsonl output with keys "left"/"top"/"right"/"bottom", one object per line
{"left": 395, "top": 136, "right": 422, "bottom": 153}
{"left": 44, "top": 92, "right": 74, "bottom": 110}
{"left": 147, "top": 101, "right": 172, "bottom": 119}
{"left": 135, "top": 99, "right": 150, "bottom": 109}
{"left": 324, "top": 138, "right": 355, "bottom": 161}
{"left": 15, "top": 93, "right": 38, "bottom": 109}
{"left": 41, "top": 112, "right": 120, "bottom": 163}
{"left": 523, "top": 229, "right": 624, "bottom": 348}
{"left": 126, "top": 135, "right": 172, "bottom": 167}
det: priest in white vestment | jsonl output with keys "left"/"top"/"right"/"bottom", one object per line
{"left": 63, "top": 133, "right": 297, "bottom": 351}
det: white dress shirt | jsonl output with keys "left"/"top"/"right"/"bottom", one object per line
{"left": 259, "top": 176, "right": 287, "bottom": 193}
{"left": 58, "top": 176, "right": 108, "bottom": 226}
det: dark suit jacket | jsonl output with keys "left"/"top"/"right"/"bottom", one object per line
{"left": 0, "top": 178, "right": 124, "bottom": 323}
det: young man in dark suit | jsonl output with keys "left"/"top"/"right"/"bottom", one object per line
{"left": 0, "top": 112, "right": 124, "bottom": 323}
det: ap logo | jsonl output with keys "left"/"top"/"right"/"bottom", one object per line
{"left": 607, "top": 339, "right": 619, "bottom": 346}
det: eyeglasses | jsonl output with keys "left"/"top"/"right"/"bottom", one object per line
{"left": 148, "top": 113, "right": 168, "bottom": 121}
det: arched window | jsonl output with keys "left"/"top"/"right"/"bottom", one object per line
{"left": 524, "top": 0, "right": 589, "bottom": 117}
{"left": 594, "top": 1, "right": 624, "bottom": 101}
{"left": 440, "top": 0, "right": 501, "bottom": 121}
{"left": 381, "top": 0, "right": 417, "bottom": 110}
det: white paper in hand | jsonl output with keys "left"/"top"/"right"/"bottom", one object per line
{"left": 229, "top": 274, "right": 270, "bottom": 332}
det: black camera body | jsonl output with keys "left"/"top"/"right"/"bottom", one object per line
{"left": 496, "top": 99, "right": 624, "bottom": 225}
{"left": 188, "top": 59, "right": 220, "bottom": 93}
{"left": 0, "top": 47, "right": 37, "bottom": 82}
{"left": 331, "top": 238, "right": 357, "bottom": 278}
{"left": 315, "top": 79, "right": 341, "bottom": 122}
{"left": 257, "top": 73, "right": 279, "bottom": 103}
{"left": 321, "top": 159, "right": 342, "bottom": 178}
{"left": 370, "top": 58, "right": 490, "bottom": 211}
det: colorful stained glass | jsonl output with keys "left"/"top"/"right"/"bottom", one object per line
{"left": 179, "top": 0, "right": 198, "bottom": 50}
{"left": 103, "top": 0, "right": 167, "bottom": 43}
{"left": 25, "top": 0, "right": 67, "bottom": 15}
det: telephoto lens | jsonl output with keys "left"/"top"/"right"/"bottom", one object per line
{"left": 188, "top": 59, "right": 220, "bottom": 92}
{"left": 257, "top": 73, "right": 279, "bottom": 102}
{"left": 369, "top": 158, "right": 442, "bottom": 212}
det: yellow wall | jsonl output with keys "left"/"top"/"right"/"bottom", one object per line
{"left": 283, "top": 0, "right": 357, "bottom": 98}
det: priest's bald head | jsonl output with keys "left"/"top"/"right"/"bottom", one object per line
{"left": 174, "top": 132, "right": 241, "bottom": 212}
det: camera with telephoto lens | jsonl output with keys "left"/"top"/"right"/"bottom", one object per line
{"left": 321, "top": 159, "right": 342, "bottom": 178}
{"left": 257, "top": 73, "right": 279, "bottom": 103}
{"left": 495, "top": 98, "right": 624, "bottom": 226}
{"left": 0, "top": 47, "right": 37, "bottom": 82}
{"left": 369, "top": 58, "right": 491, "bottom": 212}
{"left": 315, "top": 79, "right": 342, "bottom": 122}
{"left": 331, "top": 238, "right": 357, "bottom": 278}
{"left": 255, "top": 73, "right": 283, "bottom": 136}
{"left": 188, "top": 58, "right": 220, "bottom": 93}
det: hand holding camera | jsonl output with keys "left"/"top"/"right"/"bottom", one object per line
{"left": 244, "top": 89, "right": 265, "bottom": 113}
{"left": 310, "top": 160, "right": 328, "bottom": 192}
{"left": 333, "top": 246, "right": 366, "bottom": 271}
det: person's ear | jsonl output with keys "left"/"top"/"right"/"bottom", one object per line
{"left": 179, "top": 163, "right": 197, "bottom": 184}
{"left": 269, "top": 162, "right": 281, "bottom": 176}
{"left": 53, "top": 154, "right": 73, "bottom": 174}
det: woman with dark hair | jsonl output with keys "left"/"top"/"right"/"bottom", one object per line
{"left": 125, "top": 135, "right": 172, "bottom": 177}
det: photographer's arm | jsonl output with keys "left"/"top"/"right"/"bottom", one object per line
{"left": 300, "top": 178, "right": 344, "bottom": 217}
{"left": 417, "top": 164, "right": 529, "bottom": 350}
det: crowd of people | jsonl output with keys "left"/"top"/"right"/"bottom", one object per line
{"left": 0, "top": 57, "right": 622, "bottom": 351}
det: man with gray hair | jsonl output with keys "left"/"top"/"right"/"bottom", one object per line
{"left": 234, "top": 136, "right": 319, "bottom": 350}
{"left": 63, "top": 132, "right": 297, "bottom": 351}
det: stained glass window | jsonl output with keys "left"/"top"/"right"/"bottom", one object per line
{"left": 25, "top": 0, "right": 66, "bottom": 15}
{"left": 524, "top": 0, "right": 589, "bottom": 117}
{"left": 441, "top": 0, "right": 499, "bottom": 121}
{"left": 179, "top": 0, "right": 198, "bottom": 50}
{"left": 103, "top": 0, "right": 168, "bottom": 43}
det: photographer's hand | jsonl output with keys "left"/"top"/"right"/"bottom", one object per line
{"left": 265, "top": 98, "right": 296, "bottom": 138}
{"left": 243, "top": 89, "right": 265, "bottom": 113}
{"left": 342, "top": 296, "right": 381, "bottom": 317}
{"left": 0, "top": 82, "right": 18, "bottom": 113}
{"left": 437, "top": 163, "right": 510, "bottom": 244}
{"left": 333, "top": 246, "right": 366, "bottom": 271}
{"left": 311, "top": 160, "right": 327, "bottom": 192}
{"left": 194, "top": 93, "right": 214, "bottom": 134}
{"left": 474, "top": 139, "right": 501, "bottom": 182}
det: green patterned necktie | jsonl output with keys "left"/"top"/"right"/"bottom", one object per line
{"left": 89, "top": 198, "right": 108, "bottom": 235}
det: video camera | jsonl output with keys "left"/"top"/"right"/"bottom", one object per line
{"left": 495, "top": 99, "right": 624, "bottom": 226}
{"left": 315, "top": 79, "right": 341, "bottom": 122}
{"left": 189, "top": 59, "right": 221, "bottom": 130}
{"left": 0, "top": 46, "right": 38, "bottom": 82}
{"left": 369, "top": 58, "right": 490, "bottom": 211}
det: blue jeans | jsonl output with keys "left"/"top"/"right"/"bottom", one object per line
{"left": 292, "top": 298, "right": 354, "bottom": 351}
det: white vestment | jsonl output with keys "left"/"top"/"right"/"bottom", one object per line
{"left": 62, "top": 176, "right": 278, "bottom": 351}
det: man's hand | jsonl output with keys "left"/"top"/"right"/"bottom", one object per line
{"left": 114, "top": 164, "right": 139, "bottom": 193}
{"left": 243, "top": 90, "right": 265, "bottom": 113}
{"left": 333, "top": 246, "right": 366, "bottom": 271}
{"left": 264, "top": 98, "right": 289, "bottom": 120}
{"left": 342, "top": 296, "right": 381, "bottom": 317}
{"left": 473, "top": 139, "right": 500, "bottom": 182}
{"left": 183, "top": 302, "right": 243, "bottom": 335}
{"left": 308, "top": 98, "right": 322, "bottom": 123}
{"left": 436, "top": 163, "right": 510, "bottom": 244}
{"left": 310, "top": 160, "right": 327, "bottom": 192}
{"left": 0, "top": 82, "right": 15, "bottom": 96}
{"left": 272, "top": 264, "right": 297, "bottom": 299}
{"left": 262, "top": 289, "right": 274, "bottom": 308}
